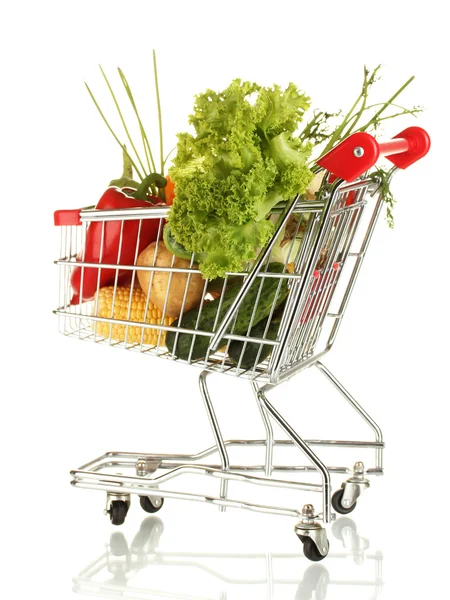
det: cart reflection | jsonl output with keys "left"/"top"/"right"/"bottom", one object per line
{"left": 72, "top": 517, "right": 383, "bottom": 599}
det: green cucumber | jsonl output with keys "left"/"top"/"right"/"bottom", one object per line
{"left": 228, "top": 309, "right": 283, "bottom": 370}
{"left": 166, "top": 263, "right": 289, "bottom": 361}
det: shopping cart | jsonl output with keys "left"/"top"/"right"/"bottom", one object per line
{"left": 54, "top": 127, "right": 430, "bottom": 561}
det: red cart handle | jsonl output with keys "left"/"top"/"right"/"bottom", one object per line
{"left": 54, "top": 208, "right": 82, "bottom": 226}
{"left": 317, "top": 126, "right": 430, "bottom": 182}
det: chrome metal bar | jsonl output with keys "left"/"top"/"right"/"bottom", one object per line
{"left": 315, "top": 362, "right": 384, "bottom": 470}
{"left": 79, "top": 436, "right": 384, "bottom": 471}
{"left": 149, "top": 464, "right": 380, "bottom": 475}
{"left": 269, "top": 180, "right": 343, "bottom": 382}
{"left": 304, "top": 192, "right": 366, "bottom": 356}
{"left": 332, "top": 178, "right": 376, "bottom": 193}
{"left": 251, "top": 382, "right": 274, "bottom": 476}
{"left": 209, "top": 195, "right": 300, "bottom": 352}
{"left": 79, "top": 199, "right": 329, "bottom": 222}
{"left": 52, "top": 311, "right": 280, "bottom": 346}
{"left": 327, "top": 185, "right": 385, "bottom": 350}
{"left": 266, "top": 216, "right": 318, "bottom": 374}
{"left": 77, "top": 453, "right": 117, "bottom": 472}
{"left": 72, "top": 479, "right": 303, "bottom": 518}
{"left": 256, "top": 388, "right": 332, "bottom": 523}
{"left": 55, "top": 260, "right": 305, "bottom": 279}
{"left": 279, "top": 199, "right": 326, "bottom": 212}
{"left": 266, "top": 348, "right": 331, "bottom": 385}
{"left": 81, "top": 461, "right": 373, "bottom": 475}
{"left": 71, "top": 464, "right": 322, "bottom": 492}
{"left": 80, "top": 206, "right": 169, "bottom": 221}
{"left": 278, "top": 271, "right": 318, "bottom": 371}
{"left": 82, "top": 437, "right": 383, "bottom": 468}
{"left": 199, "top": 371, "right": 229, "bottom": 510}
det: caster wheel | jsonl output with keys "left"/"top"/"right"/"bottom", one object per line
{"left": 108, "top": 500, "right": 129, "bottom": 526}
{"left": 298, "top": 535, "right": 328, "bottom": 562}
{"left": 332, "top": 487, "right": 356, "bottom": 515}
{"left": 139, "top": 495, "right": 164, "bottom": 514}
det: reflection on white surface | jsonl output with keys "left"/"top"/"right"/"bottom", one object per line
{"left": 72, "top": 517, "right": 383, "bottom": 600}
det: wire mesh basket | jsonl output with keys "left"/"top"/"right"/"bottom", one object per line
{"left": 54, "top": 171, "right": 382, "bottom": 385}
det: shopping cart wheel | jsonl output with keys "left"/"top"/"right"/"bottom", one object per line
{"left": 295, "top": 505, "right": 329, "bottom": 562}
{"left": 108, "top": 500, "right": 129, "bottom": 526}
{"left": 297, "top": 535, "right": 328, "bottom": 562}
{"left": 331, "top": 487, "right": 357, "bottom": 515}
{"left": 139, "top": 495, "right": 164, "bottom": 514}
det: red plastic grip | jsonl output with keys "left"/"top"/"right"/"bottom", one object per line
{"left": 381, "top": 126, "right": 430, "bottom": 169}
{"left": 317, "top": 127, "right": 430, "bottom": 182}
{"left": 54, "top": 209, "right": 82, "bottom": 226}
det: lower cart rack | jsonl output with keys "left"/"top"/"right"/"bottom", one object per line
{"left": 71, "top": 363, "right": 384, "bottom": 561}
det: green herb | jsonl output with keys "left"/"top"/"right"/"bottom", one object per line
{"left": 117, "top": 68, "right": 157, "bottom": 174}
{"left": 153, "top": 50, "right": 164, "bottom": 177}
{"left": 372, "top": 167, "right": 396, "bottom": 228}
{"left": 300, "top": 65, "right": 423, "bottom": 225}
{"left": 109, "top": 144, "right": 141, "bottom": 189}
{"left": 85, "top": 50, "right": 166, "bottom": 194}
{"left": 301, "top": 66, "right": 423, "bottom": 162}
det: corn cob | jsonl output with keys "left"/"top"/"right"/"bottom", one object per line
{"left": 92, "top": 286, "right": 175, "bottom": 346}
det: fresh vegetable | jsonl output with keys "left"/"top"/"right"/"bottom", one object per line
{"left": 372, "top": 167, "right": 396, "bottom": 228}
{"left": 109, "top": 145, "right": 141, "bottom": 190}
{"left": 228, "top": 310, "right": 283, "bottom": 370}
{"left": 166, "top": 263, "right": 289, "bottom": 361}
{"left": 137, "top": 241, "right": 204, "bottom": 318}
{"left": 92, "top": 286, "right": 175, "bottom": 345}
{"left": 163, "top": 223, "right": 194, "bottom": 260}
{"left": 164, "top": 175, "right": 176, "bottom": 205}
{"left": 168, "top": 80, "right": 314, "bottom": 280}
{"left": 85, "top": 51, "right": 174, "bottom": 200}
{"left": 308, "top": 66, "right": 422, "bottom": 160}
{"left": 299, "top": 65, "right": 423, "bottom": 225}
{"left": 70, "top": 183, "right": 164, "bottom": 305}
{"left": 305, "top": 171, "right": 326, "bottom": 200}
{"left": 271, "top": 231, "right": 304, "bottom": 266}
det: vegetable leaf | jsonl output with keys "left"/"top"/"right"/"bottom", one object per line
{"left": 168, "top": 79, "right": 313, "bottom": 279}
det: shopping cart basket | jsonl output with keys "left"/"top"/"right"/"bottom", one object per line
{"left": 54, "top": 127, "right": 430, "bottom": 561}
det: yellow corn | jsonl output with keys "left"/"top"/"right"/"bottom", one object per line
{"left": 92, "top": 286, "right": 175, "bottom": 346}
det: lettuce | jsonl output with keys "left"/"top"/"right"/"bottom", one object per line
{"left": 168, "top": 79, "right": 313, "bottom": 279}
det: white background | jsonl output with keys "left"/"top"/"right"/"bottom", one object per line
{"left": 1, "top": 1, "right": 449, "bottom": 599}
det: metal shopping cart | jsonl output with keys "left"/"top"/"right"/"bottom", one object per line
{"left": 54, "top": 127, "right": 430, "bottom": 561}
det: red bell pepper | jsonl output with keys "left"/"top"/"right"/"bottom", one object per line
{"left": 70, "top": 174, "right": 166, "bottom": 305}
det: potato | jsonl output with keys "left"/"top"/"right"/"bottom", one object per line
{"left": 306, "top": 171, "right": 326, "bottom": 199}
{"left": 137, "top": 241, "right": 204, "bottom": 318}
